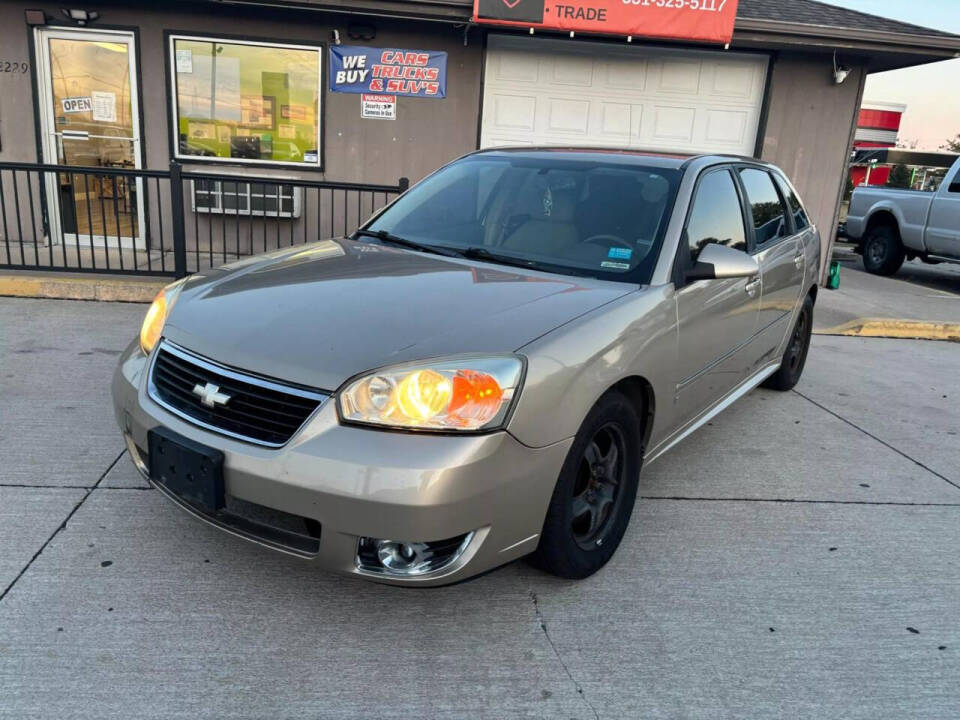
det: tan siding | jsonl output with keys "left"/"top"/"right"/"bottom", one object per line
{"left": 0, "top": 3, "right": 35, "bottom": 163}
{"left": 759, "top": 52, "right": 866, "bottom": 280}
{"left": 0, "top": 2, "right": 483, "bottom": 186}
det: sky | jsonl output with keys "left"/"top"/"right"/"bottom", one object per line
{"left": 820, "top": 0, "right": 960, "bottom": 149}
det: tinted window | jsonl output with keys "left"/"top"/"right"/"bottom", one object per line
{"left": 172, "top": 37, "right": 321, "bottom": 166}
{"left": 773, "top": 173, "right": 810, "bottom": 230}
{"left": 686, "top": 169, "right": 746, "bottom": 261}
{"left": 739, "top": 168, "right": 788, "bottom": 246}
{"left": 368, "top": 156, "right": 681, "bottom": 283}
{"left": 389, "top": 162, "right": 508, "bottom": 236}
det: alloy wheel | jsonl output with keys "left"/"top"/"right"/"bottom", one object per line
{"left": 571, "top": 423, "right": 626, "bottom": 550}
{"left": 786, "top": 305, "right": 810, "bottom": 372}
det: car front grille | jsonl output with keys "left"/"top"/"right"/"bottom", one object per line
{"left": 148, "top": 340, "right": 328, "bottom": 447}
{"left": 220, "top": 495, "right": 321, "bottom": 555}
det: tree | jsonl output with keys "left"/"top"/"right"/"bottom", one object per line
{"left": 942, "top": 134, "right": 960, "bottom": 153}
{"left": 887, "top": 163, "right": 912, "bottom": 189}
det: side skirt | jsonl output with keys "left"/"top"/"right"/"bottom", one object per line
{"left": 644, "top": 361, "right": 780, "bottom": 467}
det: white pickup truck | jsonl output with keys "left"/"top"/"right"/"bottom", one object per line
{"left": 846, "top": 156, "right": 960, "bottom": 275}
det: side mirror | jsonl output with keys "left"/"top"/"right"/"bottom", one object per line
{"left": 686, "top": 243, "right": 759, "bottom": 281}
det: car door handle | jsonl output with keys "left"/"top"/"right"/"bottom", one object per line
{"left": 793, "top": 252, "right": 804, "bottom": 269}
{"left": 744, "top": 278, "right": 761, "bottom": 297}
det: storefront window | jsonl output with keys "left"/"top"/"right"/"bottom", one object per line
{"left": 170, "top": 36, "right": 321, "bottom": 166}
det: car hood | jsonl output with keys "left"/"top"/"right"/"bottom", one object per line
{"left": 162, "top": 239, "right": 635, "bottom": 390}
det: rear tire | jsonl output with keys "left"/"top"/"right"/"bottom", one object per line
{"left": 862, "top": 225, "right": 905, "bottom": 276}
{"left": 529, "top": 391, "right": 642, "bottom": 580}
{"left": 763, "top": 294, "right": 813, "bottom": 392}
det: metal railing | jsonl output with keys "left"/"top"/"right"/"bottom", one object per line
{"left": 0, "top": 161, "right": 408, "bottom": 278}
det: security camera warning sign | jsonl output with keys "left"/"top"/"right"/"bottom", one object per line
{"left": 361, "top": 94, "right": 397, "bottom": 120}
{"left": 330, "top": 46, "right": 447, "bottom": 98}
{"left": 473, "top": 0, "right": 740, "bottom": 44}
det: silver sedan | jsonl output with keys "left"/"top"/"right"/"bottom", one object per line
{"left": 112, "top": 148, "right": 820, "bottom": 585}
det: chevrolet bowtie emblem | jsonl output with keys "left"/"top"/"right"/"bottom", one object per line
{"left": 192, "top": 382, "right": 231, "bottom": 408}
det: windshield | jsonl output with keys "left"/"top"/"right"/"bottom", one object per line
{"left": 366, "top": 155, "right": 681, "bottom": 283}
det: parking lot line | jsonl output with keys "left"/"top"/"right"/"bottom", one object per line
{"left": 0, "top": 450, "right": 122, "bottom": 604}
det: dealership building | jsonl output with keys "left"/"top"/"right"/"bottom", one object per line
{"left": 0, "top": 0, "right": 958, "bottom": 279}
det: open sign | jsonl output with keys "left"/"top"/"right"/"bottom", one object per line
{"left": 61, "top": 96, "right": 92, "bottom": 114}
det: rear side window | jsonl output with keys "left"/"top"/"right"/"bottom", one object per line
{"left": 686, "top": 169, "right": 747, "bottom": 261}
{"left": 774, "top": 173, "right": 810, "bottom": 230}
{"left": 739, "top": 168, "right": 788, "bottom": 246}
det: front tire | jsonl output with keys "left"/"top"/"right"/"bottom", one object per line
{"left": 862, "top": 225, "right": 905, "bottom": 276}
{"left": 763, "top": 293, "right": 813, "bottom": 391}
{"left": 529, "top": 391, "right": 642, "bottom": 579}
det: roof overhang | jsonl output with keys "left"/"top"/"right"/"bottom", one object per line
{"left": 197, "top": 0, "right": 960, "bottom": 71}
{"left": 200, "top": 0, "right": 474, "bottom": 23}
{"left": 732, "top": 18, "right": 960, "bottom": 72}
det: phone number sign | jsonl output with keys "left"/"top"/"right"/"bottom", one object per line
{"left": 330, "top": 46, "right": 447, "bottom": 98}
{"left": 473, "top": 0, "right": 740, "bottom": 44}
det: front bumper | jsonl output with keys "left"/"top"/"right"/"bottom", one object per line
{"left": 111, "top": 340, "right": 572, "bottom": 586}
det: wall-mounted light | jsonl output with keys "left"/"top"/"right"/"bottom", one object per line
{"left": 61, "top": 8, "right": 99, "bottom": 25}
{"left": 832, "top": 51, "right": 851, "bottom": 85}
{"left": 24, "top": 9, "right": 47, "bottom": 25}
{"left": 331, "top": 29, "right": 341, "bottom": 46}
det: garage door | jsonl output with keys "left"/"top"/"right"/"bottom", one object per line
{"left": 480, "top": 35, "right": 768, "bottom": 156}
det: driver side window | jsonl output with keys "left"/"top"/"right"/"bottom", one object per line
{"left": 686, "top": 169, "right": 747, "bottom": 263}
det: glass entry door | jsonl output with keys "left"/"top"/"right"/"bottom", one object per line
{"left": 35, "top": 28, "right": 144, "bottom": 248}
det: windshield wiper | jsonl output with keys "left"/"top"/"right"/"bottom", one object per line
{"left": 459, "top": 247, "right": 589, "bottom": 276}
{"left": 352, "top": 229, "right": 459, "bottom": 257}
{"left": 459, "top": 247, "right": 544, "bottom": 270}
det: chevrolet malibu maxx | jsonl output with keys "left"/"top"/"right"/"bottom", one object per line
{"left": 112, "top": 149, "right": 819, "bottom": 585}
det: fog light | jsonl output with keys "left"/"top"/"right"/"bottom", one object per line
{"left": 377, "top": 540, "right": 429, "bottom": 572}
{"left": 357, "top": 533, "right": 473, "bottom": 576}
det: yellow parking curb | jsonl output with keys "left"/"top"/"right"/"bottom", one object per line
{"left": 0, "top": 272, "right": 167, "bottom": 303}
{"left": 814, "top": 318, "right": 960, "bottom": 342}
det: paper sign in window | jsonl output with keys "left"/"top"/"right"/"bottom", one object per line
{"left": 176, "top": 49, "right": 193, "bottom": 73}
{"left": 91, "top": 91, "right": 116, "bottom": 123}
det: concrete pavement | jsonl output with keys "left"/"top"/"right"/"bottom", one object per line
{"left": 815, "top": 248, "right": 960, "bottom": 340}
{"left": 0, "top": 298, "right": 134, "bottom": 487}
{"left": 1, "top": 297, "right": 959, "bottom": 719}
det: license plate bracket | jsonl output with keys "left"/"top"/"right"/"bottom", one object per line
{"left": 148, "top": 427, "right": 224, "bottom": 513}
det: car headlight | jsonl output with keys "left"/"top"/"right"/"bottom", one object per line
{"left": 338, "top": 356, "right": 524, "bottom": 432}
{"left": 139, "top": 279, "right": 187, "bottom": 354}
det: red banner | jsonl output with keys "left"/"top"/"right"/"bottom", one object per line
{"left": 473, "top": 0, "right": 739, "bottom": 45}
